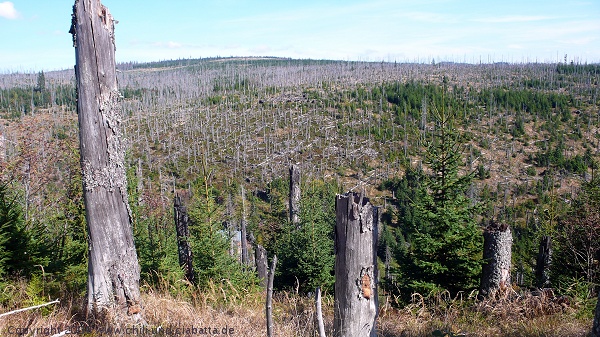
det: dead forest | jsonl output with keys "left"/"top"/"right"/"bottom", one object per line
{"left": 1, "top": 57, "right": 600, "bottom": 336}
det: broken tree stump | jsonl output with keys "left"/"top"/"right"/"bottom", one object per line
{"left": 334, "top": 192, "right": 378, "bottom": 337}
{"left": 70, "top": 0, "right": 142, "bottom": 320}
{"left": 255, "top": 244, "right": 268, "bottom": 288}
{"left": 536, "top": 235, "right": 552, "bottom": 288}
{"left": 593, "top": 292, "right": 600, "bottom": 336}
{"left": 174, "top": 195, "right": 195, "bottom": 284}
{"left": 479, "top": 221, "right": 512, "bottom": 299}
{"left": 315, "top": 287, "right": 326, "bottom": 337}
{"left": 289, "top": 164, "right": 300, "bottom": 226}
{"left": 240, "top": 186, "right": 249, "bottom": 265}
{"left": 266, "top": 255, "right": 277, "bottom": 337}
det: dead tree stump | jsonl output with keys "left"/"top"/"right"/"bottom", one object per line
{"left": 536, "top": 235, "right": 552, "bottom": 288}
{"left": 266, "top": 255, "right": 277, "bottom": 337}
{"left": 593, "top": 293, "right": 600, "bottom": 336}
{"left": 255, "top": 244, "right": 268, "bottom": 288}
{"left": 479, "top": 221, "right": 512, "bottom": 298}
{"left": 70, "top": 0, "right": 141, "bottom": 320}
{"left": 315, "top": 287, "right": 326, "bottom": 337}
{"left": 240, "top": 186, "right": 249, "bottom": 265}
{"left": 174, "top": 195, "right": 194, "bottom": 284}
{"left": 334, "top": 192, "right": 378, "bottom": 337}
{"left": 289, "top": 164, "right": 300, "bottom": 226}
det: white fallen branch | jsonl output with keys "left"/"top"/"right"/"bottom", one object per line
{"left": 0, "top": 299, "right": 60, "bottom": 318}
{"left": 50, "top": 331, "right": 70, "bottom": 337}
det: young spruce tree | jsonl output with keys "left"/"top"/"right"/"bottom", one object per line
{"left": 399, "top": 106, "right": 482, "bottom": 296}
{"left": 275, "top": 180, "right": 336, "bottom": 293}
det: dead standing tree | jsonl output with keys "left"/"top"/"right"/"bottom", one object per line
{"left": 174, "top": 195, "right": 195, "bottom": 284}
{"left": 334, "top": 192, "right": 378, "bottom": 337}
{"left": 536, "top": 236, "right": 552, "bottom": 288}
{"left": 70, "top": 0, "right": 142, "bottom": 319}
{"left": 289, "top": 164, "right": 300, "bottom": 226}
{"left": 255, "top": 244, "right": 268, "bottom": 287}
{"left": 479, "top": 221, "right": 512, "bottom": 299}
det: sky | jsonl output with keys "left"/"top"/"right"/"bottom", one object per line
{"left": 1, "top": 0, "right": 599, "bottom": 72}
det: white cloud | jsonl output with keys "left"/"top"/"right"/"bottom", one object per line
{"left": 0, "top": 1, "right": 19, "bottom": 20}
{"left": 167, "top": 41, "right": 182, "bottom": 49}
{"left": 151, "top": 41, "right": 184, "bottom": 49}
{"left": 473, "top": 15, "right": 552, "bottom": 23}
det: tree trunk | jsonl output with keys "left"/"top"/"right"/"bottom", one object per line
{"left": 174, "top": 195, "right": 194, "bottom": 284}
{"left": 71, "top": 0, "right": 142, "bottom": 320}
{"left": 289, "top": 164, "right": 300, "bottom": 226}
{"left": 315, "top": 287, "right": 326, "bottom": 337}
{"left": 240, "top": 218, "right": 249, "bottom": 265}
{"left": 240, "top": 186, "right": 249, "bottom": 265}
{"left": 255, "top": 244, "right": 268, "bottom": 288}
{"left": 536, "top": 235, "right": 552, "bottom": 288}
{"left": 334, "top": 192, "right": 378, "bottom": 337}
{"left": 479, "top": 221, "right": 512, "bottom": 299}
{"left": 592, "top": 293, "right": 600, "bottom": 336}
{"left": 266, "top": 255, "right": 277, "bottom": 337}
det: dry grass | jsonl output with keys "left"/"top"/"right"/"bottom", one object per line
{"left": 377, "top": 289, "right": 591, "bottom": 337}
{"left": 0, "top": 280, "right": 593, "bottom": 337}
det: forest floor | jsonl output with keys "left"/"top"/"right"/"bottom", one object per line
{"left": 0, "top": 281, "right": 593, "bottom": 337}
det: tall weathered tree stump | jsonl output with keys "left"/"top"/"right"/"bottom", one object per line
{"left": 289, "top": 164, "right": 300, "bottom": 226}
{"left": 334, "top": 192, "right": 378, "bottom": 337}
{"left": 479, "top": 221, "right": 512, "bottom": 298}
{"left": 315, "top": 287, "right": 326, "bottom": 337}
{"left": 70, "top": 0, "right": 142, "bottom": 319}
{"left": 266, "top": 255, "right": 277, "bottom": 337}
{"left": 593, "top": 293, "right": 600, "bottom": 336}
{"left": 255, "top": 244, "right": 268, "bottom": 288}
{"left": 240, "top": 186, "right": 249, "bottom": 265}
{"left": 174, "top": 195, "right": 194, "bottom": 284}
{"left": 536, "top": 235, "right": 552, "bottom": 288}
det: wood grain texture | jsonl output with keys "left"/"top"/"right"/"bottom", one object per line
{"left": 71, "top": 0, "right": 142, "bottom": 321}
{"left": 334, "top": 192, "right": 378, "bottom": 337}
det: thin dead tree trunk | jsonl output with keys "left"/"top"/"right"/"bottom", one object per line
{"left": 334, "top": 192, "right": 378, "bottom": 337}
{"left": 71, "top": 0, "right": 142, "bottom": 320}
{"left": 479, "top": 221, "right": 512, "bottom": 299}
{"left": 315, "top": 287, "right": 326, "bottom": 337}
{"left": 174, "top": 195, "right": 195, "bottom": 284}
{"left": 289, "top": 164, "right": 300, "bottom": 226}
{"left": 266, "top": 255, "right": 277, "bottom": 337}
{"left": 0, "top": 299, "right": 60, "bottom": 318}
{"left": 240, "top": 185, "right": 249, "bottom": 265}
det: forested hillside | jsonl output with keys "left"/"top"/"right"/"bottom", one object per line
{"left": 0, "top": 58, "right": 599, "bottom": 336}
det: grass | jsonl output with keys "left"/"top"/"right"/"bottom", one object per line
{"left": 0, "top": 278, "right": 593, "bottom": 337}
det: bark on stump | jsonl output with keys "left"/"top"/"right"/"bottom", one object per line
{"left": 334, "top": 192, "right": 378, "bottom": 337}
{"left": 289, "top": 164, "right": 300, "bottom": 226}
{"left": 174, "top": 195, "right": 195, "bottom": 284}
{"left": 70, "top": 0, "right": 141, "bottom": 320}
{"left": 479, "top": 221, "right": 512, "bottom": 299}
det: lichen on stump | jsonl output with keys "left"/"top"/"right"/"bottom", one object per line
{"left": 71, "top": 0, "right": 142, "bottom": 322}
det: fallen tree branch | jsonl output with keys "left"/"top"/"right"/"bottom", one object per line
{"left": 0, "top": 299, "right": 60, "bottom": 318}
{"left": 50, "top": 331, "right": 69, "bottom": 337}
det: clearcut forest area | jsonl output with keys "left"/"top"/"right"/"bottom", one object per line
{"left": 1, "top": 57, "right": 599, "bottom": 336}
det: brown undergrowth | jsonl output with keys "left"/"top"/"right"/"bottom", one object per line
{"left": 0, "top": 279, "right": 594, "bottom": 336}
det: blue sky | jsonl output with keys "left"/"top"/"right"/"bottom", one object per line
{"left": 1, "top": 0, "right": 599, "bottom": 72}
